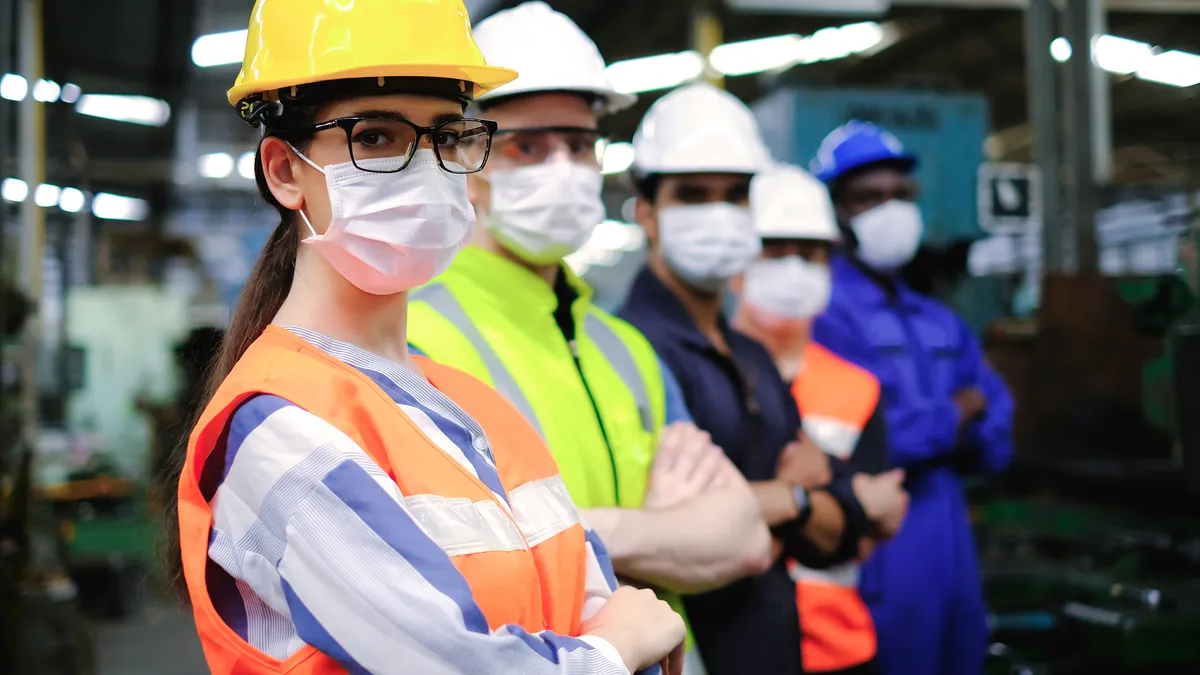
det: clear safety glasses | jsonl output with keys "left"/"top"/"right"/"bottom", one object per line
{"left": 491, "top": 126, "right": 609, "bottom": 169}
{"left": 301, "top": 115, "right": 499, "bottom": 175}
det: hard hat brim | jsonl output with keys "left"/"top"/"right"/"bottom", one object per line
{"left": 475, "top": 83, "right": 636, "bottom": 115}
{"left": 228, "top": 63, "right": 519, "bottom": 107}
{"left": 818, "top": 152, "right": 918, "bottom": 184}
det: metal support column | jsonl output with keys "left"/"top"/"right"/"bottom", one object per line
{"left": 1062, "top": 0, "right": 1107, "bottom": 274}
{"left": 17, "top": 0, "right": 43, "bottom": 443}
{"left": 1024, "top": 0, "right": 1062, "bottom": 274}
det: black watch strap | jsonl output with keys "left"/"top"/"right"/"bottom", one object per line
{"left": 792, "top": 485, "right": 813, "bottom": 526}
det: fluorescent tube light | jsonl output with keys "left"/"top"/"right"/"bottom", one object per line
{"left": 1, "top": 178, "right": 28, "bottom": 202}
{"left": 601, "top": 143, "right": 636, "bottom": 176}
{"left": 92, "top": 193, "right": 150, "bottom": 221}
{"left": 199, "top": 153, "right": 235, "bottom": 179}
{"left": 606, "top": 51, "right": 705, "bottom": 95}
{"left": 191, "top": 30, "right": 248, "bottom": 68}
{"left": 0, "top": 73, "right": 27, "bottom": 101}
{"left": 76, "top": 94, "right": 171, "bottom": 127}
{"left": 58, "top": 188, "right": 86, "bottom": 213}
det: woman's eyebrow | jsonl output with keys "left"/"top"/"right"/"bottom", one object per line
{"left": 351, "top": 109, "right": 410, "bottom": 121}
{"left": 433, "top": 112, "right": 466, "bottom": 125}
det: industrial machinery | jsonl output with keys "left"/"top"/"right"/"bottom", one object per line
{"left": 975, "top": 233, "right": 1200, "bottom": 673}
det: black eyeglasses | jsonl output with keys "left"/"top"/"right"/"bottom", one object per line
{"left": 299, "top": 115, "right": 498, "bottom": 174}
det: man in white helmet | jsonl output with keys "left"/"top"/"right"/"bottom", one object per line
{"left": 408, "top": 4, "right": 773, "bottom": 670}
{"left": 618, "top": 83, "right": 889, "bottom": 675}
{"left": 732, "top": 165, "right": 910, "bottom": 675}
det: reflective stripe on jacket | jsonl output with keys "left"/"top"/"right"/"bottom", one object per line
{"left": 790, "top": 343, "right": 880, "bottom": 673}
{"left": 179, "top": 326, "right": 592, "bottom": 674}
{"left": 406, "top": 246, "right": 692, "bottom": 642}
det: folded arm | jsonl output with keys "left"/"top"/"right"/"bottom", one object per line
{"left": 955, "top": 320, "right": 1015, "bottom": 474}
{"left": 814, "top": 309, "right": 961, "bottom": 468}
{"left": 209, "top": 396, "right": 631, "bottom": 675}
{"left": 582, "top": 480, "right": 772, "bottom": 596}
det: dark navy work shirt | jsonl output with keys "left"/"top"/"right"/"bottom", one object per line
{"left": 618, "top": 267, "right": 805, "bottom": 675}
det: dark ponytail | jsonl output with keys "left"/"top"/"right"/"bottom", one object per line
{"left": 160, "top": 104, "right": 318, "bottom": 602}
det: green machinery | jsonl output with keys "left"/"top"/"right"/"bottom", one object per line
{"left": 975, "top": 227, "right": 1200, "bottom": 674}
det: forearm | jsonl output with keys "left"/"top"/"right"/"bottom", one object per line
{"left": 582, "top": 487, "right": 772, "bottom": 595}
{"left": 750, "top": 481, "right": 844, "bottom": 559}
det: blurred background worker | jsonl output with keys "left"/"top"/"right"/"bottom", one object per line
{"left": 619, "top": 83, "right": 893, "bottom": 675}
{"left": 732, "top": 164, "right": 909, "bottom": 675}
{"left": 809, "top": 121, "right": 1015, "bottom": 675}
{"left": 406, "top": 3, "right": 773, "bottom": 668}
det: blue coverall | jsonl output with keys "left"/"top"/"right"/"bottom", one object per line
{"left": 813, "top": 255, "right": 1014, "bottom": 675}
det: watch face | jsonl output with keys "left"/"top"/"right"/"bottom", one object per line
{"left": 793, "top": 485, "right": 810, "bottom": 511}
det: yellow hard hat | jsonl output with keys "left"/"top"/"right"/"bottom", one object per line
{"left": 228, "top": 0, "right": 517, "bottom": 115}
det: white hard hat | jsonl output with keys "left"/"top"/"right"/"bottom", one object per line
{"left": 632, "top": 82, "right": 772, "bottom": 177}
{"left": 472, "top": 1, "right": 636, "bottom": 115}
{"left": 751, "top": 164, "right": 840, "bottom": 242}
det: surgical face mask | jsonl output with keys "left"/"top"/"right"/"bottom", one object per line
{"left": 483, "top": 161, "right": 605, "bottom": 265}
{"left": 742, "top": 256, "right": 832, "bottom": 320}
{"left": 849, "top": 199, "right": 924, "bottom": 273}
{"left": 657, "top": 203, "right": 761, "bottom": 293}
{"left": 293, "top": 148, "right": 475, "bottom": 296}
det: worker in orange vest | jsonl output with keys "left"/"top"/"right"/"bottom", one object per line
{"left": 732, "top": 165, "right": 909, "bottom": 675}
{"left": 164, "top": 2, "right": 687, "bottom": 674}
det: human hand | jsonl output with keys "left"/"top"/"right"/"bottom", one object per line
{"left": 581, "top": 586, "right": 686, "bottom": 673}
{"left": 645, "top": 423, "right": 734, "bottom": 508}
{"left": 851, "top": 470, "right": 908, "bottom": 539}
{"left": 953, "top": 386, "right": 988, "bottom": 425}
{"left": 659, "top": 640, "right": 686, "bottom": 675}
{"left": 776, "top": 432, "right": 832, "bottom": 488}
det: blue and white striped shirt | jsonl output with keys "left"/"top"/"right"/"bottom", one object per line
{"left": 205, "top": 326, "right": 631, "bottom": 674}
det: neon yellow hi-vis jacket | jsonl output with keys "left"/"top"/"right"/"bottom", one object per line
{"left": 408, "top": 245, "right": 695, "bottom": 646}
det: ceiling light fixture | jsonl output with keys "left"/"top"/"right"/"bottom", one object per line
{"left": 92, "top": 193, "right": 150, "bottom": 221}
{"left": 76, "top": 94, "right": 172, "bottom": 127}
{"left": 1, "top": 178, "right": 28, "bottom": 203}
{"left": 191, "top": 30, "right": 248, "bottom": 68}
{"left": 0, "top": 73, "right": 28, "bottom": 101}
{"left": 198, "top": 152, "right": 235, "bottom": 179}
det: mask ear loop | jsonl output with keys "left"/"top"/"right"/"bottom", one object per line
{"left": 286, "top": 142, "right": 324, "bottom": 240}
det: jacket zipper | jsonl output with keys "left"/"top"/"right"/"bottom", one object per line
{"left": 570, "top": 338, "right": 622, "bottom": 505}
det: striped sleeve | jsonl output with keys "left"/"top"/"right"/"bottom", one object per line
{"left": 208, "top": 395, "right": 630, "bottom": 675}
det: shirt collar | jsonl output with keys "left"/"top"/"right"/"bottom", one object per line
{"left": 831, "top": 253, "right": 924, "bottom": 311}
{"left": 443, "top": 245, "right": 593, "bottom": 316}
{"left": 624, "top": 266, "right": 732, "bottom": 351}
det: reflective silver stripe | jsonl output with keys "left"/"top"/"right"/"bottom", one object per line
{"left": 508, "top": 475, "right": 581, "bottom": 547}
{"left": 584, "top": 313, "right": 654, "bottom": 432}
{"left": 803, "top": 415, "right": 862, "bottom": 461}
{"left": 787, "top": 560, "right": 860, "bottom": 588}
{"left": 404, "top": 494, "right": 528, "bottom": 557}
{"left": 411, "top": 284, "right": 545, "bottom": 437}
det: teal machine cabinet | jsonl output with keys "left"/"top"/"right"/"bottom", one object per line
{"left": 752, "top": 87, "right": 1003, "bottom": 330}
{"left": 752, "top": 87, "right": 990, "bottom": 246}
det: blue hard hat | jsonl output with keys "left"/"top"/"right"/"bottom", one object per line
{"left": 809, "top": 120, "right": 918, "bottom": 184}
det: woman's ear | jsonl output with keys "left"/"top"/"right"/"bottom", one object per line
{"left": 260, "top": 137, "right": 305, "bottom": 211}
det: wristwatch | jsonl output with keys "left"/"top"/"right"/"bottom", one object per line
{"left": 792, "top": 485, "right": 813, "bottom": 526}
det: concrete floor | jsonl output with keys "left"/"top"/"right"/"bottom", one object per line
{"left": 94, "top": 603, "right": 208, "bottom": 675}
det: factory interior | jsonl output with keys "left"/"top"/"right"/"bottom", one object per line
{"left": 3, "top": 0, "right": 1200, "bottom": 673}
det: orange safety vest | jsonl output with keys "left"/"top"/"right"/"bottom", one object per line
{"left": 789, "top": 343, "right": 881, "bottom": 673}
{"left": 177, "top": 326, "right": 589, "bottom": 675}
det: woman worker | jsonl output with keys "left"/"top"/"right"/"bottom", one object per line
{"left": 165, "top": 1, "right": 684, "bottom": 674}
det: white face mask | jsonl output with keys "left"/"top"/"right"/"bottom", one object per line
{"left": 742, "top": 256, "right": 832, "bottom": 320}
{"left": 483, "top": 162, "right": 605, "bottom": 265}
{"left": 293, "top": 148, "right": 475, "bottom": 296}
{"left": 657, "top": 203, "right": 761, "bottom": 293}
{"left": 849, "top": 199, "right": 924, "bottom": 273}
